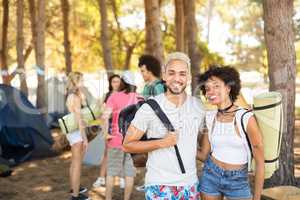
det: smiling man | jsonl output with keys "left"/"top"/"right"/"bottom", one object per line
{"left": 123, "top": 52, "right": 205, "bottom": 200}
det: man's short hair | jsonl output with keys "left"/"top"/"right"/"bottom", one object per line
{"left": 138, "top": 55, "right": 161, "bottom": 78}
{"left": 164, "top": 52, "right": 191, "bottom": 72}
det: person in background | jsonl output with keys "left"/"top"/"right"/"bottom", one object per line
{"left": 65, "top": 72, "right": 90, "bottom": 200}
{"left": 101, "top": 71, "right": 139, "bottom": 200}
{"left": 138, "top": 54, "right": 165, "bottom": 99}
{"left": 197, "top": 66, "right": 264, "bottom": 200}
{"left": 136, "top": 54, "right": 165, "bottom": 191}
{"left": 93, "top": 74, "right": 123, "bottom": 188}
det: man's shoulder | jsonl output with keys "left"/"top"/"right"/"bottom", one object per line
{"left": 151, "top": 93, "right": 165, "bottom": 102}
{"left": 139, "top": 94, "right": 164, "bottom": 112}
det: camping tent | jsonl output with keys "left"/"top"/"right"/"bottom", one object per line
{"left": 0, "top": 144, "right": 13, "bottom": 177}
{"left": 0, "top": 84, "right": 55, "bottom": 165}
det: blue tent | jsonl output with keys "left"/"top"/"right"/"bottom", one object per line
{"left": 0, "top": 84, "right": 55, "bottom": 165}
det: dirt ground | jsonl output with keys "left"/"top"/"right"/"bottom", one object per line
{"left": 0, "top": 129, "right": 146, "bottom": 200}
{"left": 1, "top": 121, "right": 300, "bottom": 200}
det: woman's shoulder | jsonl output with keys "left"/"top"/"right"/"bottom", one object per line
{"left": 107, "top": 91, "right": 138, "bottom": 102}
{"left": 236, "top": 107, "right": 253, "bottom": 117}
{"left": 67, "top": 93, "right": 80, "bottom": 100}
{"left": 66, "top": 93, "right": 82, "bottom": 105}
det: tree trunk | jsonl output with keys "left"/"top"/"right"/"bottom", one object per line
{"left": 61, "top": 0, "right": 72, "bottom": 74}
{"left": 24, "top": 42, "right": 33, "bottom": 62}
{"left": 183, "top": 0, "right": 202, "bottom": 94}
{"left": 17, "top": 0, "right": 28, "bottom": 96}
{"left": 98, "top": 0, "right": 113, "bottom": 77}
{"left": 28, "top": 0, "right": 38, "bottom": 60}
{"left": 263, "top": 0, "right": 296, "bottom": 186}
{"left": 174, "top": 0, "right": 185, "bottom": 52}
{"left": 1, "top": 0, "right": 9, "bottom": 85}
{"left": 206, "top": 0, "right": 214, "bottom": 44}
{"left": 111, "top": 0, "right": 123, "bottom": 56}
{"left": 124, "top": 45, "right": 134, "bottom": 70}
{"left": 144, "top": 0, "right": 164, "bottom": 64}
{"left": 35, "top": 0, "right": 47, "bottom": 111}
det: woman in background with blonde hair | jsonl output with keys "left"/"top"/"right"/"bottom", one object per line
{"left": 65, "top": 72, "right": 90, "bottom": 200}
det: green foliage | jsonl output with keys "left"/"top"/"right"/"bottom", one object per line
{"left": 214, "top": 0, "right": 266, "bottom": 73}
{"left": 2, "top": 0, "right": 228, "bottom": 74}
{"left": 249, "top": 0, "right": 262, "bottom": 5}
{"left": 198, "top": 42, "right": 224, "bottom": 72}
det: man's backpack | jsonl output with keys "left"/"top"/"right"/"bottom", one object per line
{"left": 119, "top": 99, "right": 186, "bottom": 173}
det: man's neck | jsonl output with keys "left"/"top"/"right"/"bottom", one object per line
{"left": 165, "top": 91, "right": 187, "bottom": 107}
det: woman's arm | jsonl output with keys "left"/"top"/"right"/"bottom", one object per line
{"left": 247, "top": 116, "right": 264, "bottom": 200}
{"left": 100, "top": 105, "right": 113, "bottom": 139}
{"left": 197, "top": 132, "right": 211, "bottom": 162}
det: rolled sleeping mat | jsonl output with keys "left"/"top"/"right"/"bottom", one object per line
{"left": 58, "top": 103, "right": 102, "bottom": 134}
{"left": 252, "top": 91, "right": 282, "bottom": 179}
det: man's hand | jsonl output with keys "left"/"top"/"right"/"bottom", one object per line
{"left": 160, "top": 131, "right": 178, "bottom": 148}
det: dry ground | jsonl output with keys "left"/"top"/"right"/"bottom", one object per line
{"left": 0, "top": 129, "right": 146, "bottom": 200}
{"left": 1, "top": 121, "right": 300, "bottom": 200}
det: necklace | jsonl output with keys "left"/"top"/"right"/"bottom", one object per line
{"left": 217, "top": 103, "right": 234, "bottom": 114}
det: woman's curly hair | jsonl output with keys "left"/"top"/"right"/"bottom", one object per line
{"left": 198, "top": 65, "right": 241, "bottom": 102}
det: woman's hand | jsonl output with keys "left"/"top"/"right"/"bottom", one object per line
{"left": 102, "top": 132, "right": 115, "bottom": 140}
{"left": 82, "top": 137, "right": 88, "bottom": 153}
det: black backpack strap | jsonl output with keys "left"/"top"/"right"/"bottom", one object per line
{"left": 146, "top": 99, "right": 186, "bottom": 174}
{"left": 84, "top": 99, "right": 97, "bottom": 120}
{"left": 253, "top": 101, "right": 281, "bottom": 111}
{"left": 86, "top": 104, "right": 96, "bottom": 120}
{"left": 240, "top": 109, "right": 253, "bottom": 157}
{"left": 61, "top": 117, "right": 69, "bottom": 134}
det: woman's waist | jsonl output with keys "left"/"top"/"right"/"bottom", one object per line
{"left": 210, "top": 155, "right": 247, "bottom": 171}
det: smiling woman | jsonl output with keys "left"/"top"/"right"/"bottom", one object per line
{"left": 197, "top": 66, "right": 264, "bottom": 200}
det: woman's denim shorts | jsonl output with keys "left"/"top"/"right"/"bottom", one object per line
{"left": 199, "top": 156, "right": 252, "bottom": 199}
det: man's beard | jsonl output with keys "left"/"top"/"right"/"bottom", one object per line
{"left": 167, "top": 85, "right": 186, "bottom": 95}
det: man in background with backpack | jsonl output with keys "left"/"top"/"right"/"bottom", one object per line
{"left": 138, "top": 55, "right": 165, "bottom": 99}
{"left": 123, "top": 52, "right": 205, "bottom": 199}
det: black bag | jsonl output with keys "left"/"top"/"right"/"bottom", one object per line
{"left": 119, "top": 101, "right": 147, "bottom": 141}
{"left": 119, "top": 99, "right": 186, "bottom": 173}
{"left": 85, "top": 125, "right": 101, "bottom": 142}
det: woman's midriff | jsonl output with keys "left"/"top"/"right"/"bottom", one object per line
{"left": 211, "top": 155, "right": 246, "bottom": 171}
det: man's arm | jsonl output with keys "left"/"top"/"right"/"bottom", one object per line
{"left": 197, "top": 132, "right": 211, "bottom": 162}
{"left": 122, "top": 124, "right": 177, "bottom": 153}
